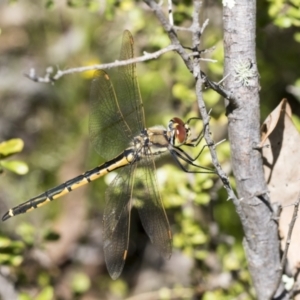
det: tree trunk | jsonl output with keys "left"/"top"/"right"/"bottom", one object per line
{"left": 223, "top": 1, "right": 287, "bottom": 299}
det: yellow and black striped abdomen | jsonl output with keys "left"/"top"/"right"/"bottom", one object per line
{"left": 2, "top": 150, "right": 133, "bottom": 221}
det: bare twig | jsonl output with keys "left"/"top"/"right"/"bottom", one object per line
{"left": 200, "top": 19, "right": 210, "bottom": 35}
{"left": 25, "top": 44, "right": 178, "bottom": 83}
{"left": 270, "top": 197, "right": 300, "bottom": 299}
{"left": 168, "top": 0, "right": 174, "bottom": 26}
{"left": 281, "top": 200, "right": 299, "bottom": 268}
{"left": 189, "top": 0, "right": 243, "bottom": 219}
{"left": 173, "top": 25, "right": 194, "bottom": 32}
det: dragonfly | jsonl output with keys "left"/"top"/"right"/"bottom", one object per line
{"left": 2, "top": 30, "right": 212, "bottom": 280}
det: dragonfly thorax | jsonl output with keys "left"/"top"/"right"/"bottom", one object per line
{"left": 168, "top": 117, "right": 191, "bottom": 147}
{"left": 130, "top": 127, "right": 170, "bottom": 160}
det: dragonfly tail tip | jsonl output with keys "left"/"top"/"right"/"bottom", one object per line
{"left": 2, "top": 211, "right": 12, "bottom": 222}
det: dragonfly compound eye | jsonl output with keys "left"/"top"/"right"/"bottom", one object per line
{"left": 170, "top": 117, "right": 187, "bottom": 145}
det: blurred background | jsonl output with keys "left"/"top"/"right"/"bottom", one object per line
{"left": 0, "top": 0, "right": 299, "bottom": 299}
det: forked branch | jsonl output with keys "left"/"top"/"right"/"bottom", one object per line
{"left": 143, "top": 0, "right": 242, "bottom": 217}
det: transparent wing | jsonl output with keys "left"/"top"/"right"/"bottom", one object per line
{"left": 89, "top": 70, "right": 131, "bottom": 160}
{"left": 135, "top": 157, "right": 172, "bottom": 259}
{"left": 89, "top": 30, "right": 145, "bottom": 160}
{"left": 103, "top": 164, "right": 135, "bottom": 280}
{"left": 114, "top": 30, "right": 145, "bottom": 136}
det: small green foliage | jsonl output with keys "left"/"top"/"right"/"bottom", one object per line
{"left": 109, "top": 279, "right": 128, "bottom": 297}
{"left": 292, "top": 114, "right": 300, "bottom": 131}
{"left": 0, "top": 235, "right": 25, "bottom": 266}
{"left": 88, "top": 0, "right": 101, "bottom": 12}
{"left": 194, "top": 192, "right": 210, "bottom": 205}
{"left": 35, "top": 286, "right": 54, "bottom": 300}
{"left": 66, "top": 0, "right": 104, "bottom": 11}
{"left": 0, "top": 138, "right": 24, "bottom": 157}
{"left": 42, "top": 229, "right": 60, "bottom": 242}
{"left": 67, "top": 0, "right": 84, "bottom": 7}
{"left": 268, "top": 0, "right": 300, "bottom": 28}
{"left": 15, "top": 223, "right": 36, "bottom": 246}
{"left": 203, "top": 89, "right": 222, "bottom": 108}
{"left": 1, "top": 160, "right": 29, "bottom": 175}
{"left": 45, "top": 0, "right": 54, "bottom": 9}
{"left": 38, "top": 272, "right": 51, "bottom": 287}
{"left": 172, "top": 82, "right": 196, "bottom": 104}
{"left": 173, "top": 4, "right": 193, "bottom": 25}
{"left": 19, "top": 293, "right": 32, "bottom": 300}
{"left": 71, "top": 272, "right": 91, "bottom": 294}
{"left": 294, "top": 32, "right": 300, "bottom": 43}
{"left": 0, "top": 138, "right": 28, "bottom": 175}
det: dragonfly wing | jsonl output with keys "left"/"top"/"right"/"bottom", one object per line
{"left": 135, "top": 157, "right": 172, "bottom": 259}
{"left": 90, "top": 31, "right": 145, "bottom": 160}
{"left": 103, "top": 164, "right": 135, "bottom": 280}
{"left": 114, "top": 30, "right": 145, "bottom": 135}
{"left": 90, "top": 70, "right": 132, "bottom": 160}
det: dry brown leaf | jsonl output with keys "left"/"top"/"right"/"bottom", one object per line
{"left": 260, "top": 98, "right": 291, "bottom": 148}
{"left": 262, "top": 99, "right": 300, "bottom": 281}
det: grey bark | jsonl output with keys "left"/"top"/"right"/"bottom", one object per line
{"left": 223, "top": 1, "right": 287, "bottom": 299}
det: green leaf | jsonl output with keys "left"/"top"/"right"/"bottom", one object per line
{"left": 1, "top": 160, "right": 29, "bottom": 175}
{"left": 0, "top": 253, "right": 23, "bottom": 266}
{"left": 0, "top": 138, "right": 24, "bottom": 157}
{"left": 0, "top": 236, "right": 12, "bottom": 248}
{"left": 172, "top": 83, "right": 196, "bottom": 104}
{"left": 45, "top": 0, "right": 54, "bottom": 9}
{"left": 190, "top": 232, "right": 208, "bottom": 245}
{"left": 194, "top": 249, "right": 208, "bottom": 260}
{"left": 16, "top": 223, "right": 35, "bottom": 245}
{"left": 43, "top": 229, "right": 60, "bottom": 241}
{"left": 71, "top": 272, "right": 91, "bottom": 294}
{"left": 19, "top": 293, "right": 32, "bottom": 300}
{"left": 274, "top": 16, "right": 293, "bottom": 28}
{"left": 35, "top": 286, "right": 54, "bottom": 300}
{"left": 108, "top": 279, "right": 128, "bottom": 297}
{"left": 11, "top": 255, "right": 23, "bottom": 267}
{"left": 0, "top": 236, "right": 24, "bottom": 252}
{"left": 294, "top": 32, "right": 300, "bottom": 43}
{"left": 38, "top": 272, "right": 51, "bottom": 287}
{"left": 194, "top": 192, "right": 210, "bottom": 205}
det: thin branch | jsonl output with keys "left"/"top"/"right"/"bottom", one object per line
{"left": 281, "top": 200, "right": 299, "bottom": 268}
{"left": 200, "top": 19, "right": 210, "bottom": 35}
{"left": 25, "top": 44, "right": 178, "bottom": 83}
{"left": 173, "top": 25, "right": 194, "bottom": 32}
{"left": 202, "top": 74, "right": 239, "bottom": 105}
{"left": 270, "top": 198, "right": 300, "bottom": 299}
{"left": 168, "top": 0, "right": 174, "bottom": 26}
{"left": 191, "top": 0, "right": 243, "bottom": 218}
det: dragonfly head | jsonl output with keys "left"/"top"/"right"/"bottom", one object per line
{"left": 168, "top": 117, "right": 191, "bottom": 147}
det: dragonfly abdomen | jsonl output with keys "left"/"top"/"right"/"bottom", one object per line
{"left": 2, "top": 151, "right": 132, "bottom": 221}
{"left": 2, "top": 176, "right": 91, "bottom": 221}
